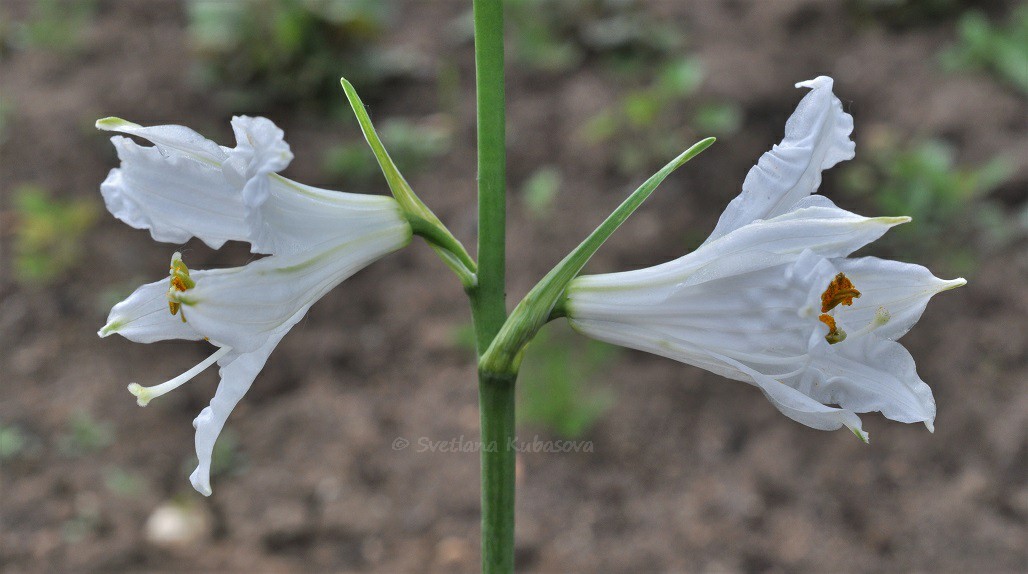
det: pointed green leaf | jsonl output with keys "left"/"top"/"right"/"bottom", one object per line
{"left": 480, "top": 137, "right": 716, "bottom": 375}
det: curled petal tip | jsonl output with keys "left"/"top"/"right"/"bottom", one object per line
{"left": 939, "top": 278, "right": 967, "bottom": 292}
{"left": 873, "top": 215, "right": 912, "bottom": 226}
{"left": 795, "top": 76, "right": 834, "bottom": 90}
{"left": 924, "top": 420, "right": 935, "bottom": 433}
{"left": 96, "top": 117, "right": 138, "bottom": 131}
{"left": 189, "top": 469, "right": 213, "bottom": 497}
{"left": 851, "top": 427, "right": 870, "bottom": 444}
{"left": 98, "top": 319, "right": 124, "bottom": 338}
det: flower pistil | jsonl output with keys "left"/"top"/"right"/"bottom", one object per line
{"left": 127, "top": 345, "right": 231, "bottom": 407}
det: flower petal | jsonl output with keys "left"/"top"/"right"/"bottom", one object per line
{"left": 96, "top": 117, "right": 228, "bottom": 165}
{"left": 712, "top": 351, "right": 867, "bottom": 440}
{"left": 245, "top": 175, "right": 407, "bottom": 256}
{"left": 704, "top": 76, "right": 855, "bottom": 244}
{"left": 101, "top": 137, "right": 250, "bottom": 248}
{"left": 189, "top": 330, "right": 286, "bottom": 496}
{"left": 571, "top": 205, "right": 907, "bottom": 297}
{"left": 566, "top": 316, "right": 868, "bottom": 439}
{"left": 804, "top": 332, "right": 937, "bottom": 430}
{"left": 174, "top": 223, "right": 411, "bottom": 353}
{"left": 833, "top": 256, "right": 966, "bottom": 341}
{"left": 570, "top": 262, "right": 812, "bottom": 360}
{"left": 226, "top": 116, "right": 294, "bottom": 208}
{"left": 99, "top": 279, "right": 202, "bottom": 343}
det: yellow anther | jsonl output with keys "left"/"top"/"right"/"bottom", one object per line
{"left": 167, "top": 252, "right": 195, "bottom": 322}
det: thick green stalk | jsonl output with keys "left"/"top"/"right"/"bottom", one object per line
{"left": 471, "top": 1, "right": 514, "bottom": 573}
{"left": 471, "top": 0, "right": 507, "bottom": 352}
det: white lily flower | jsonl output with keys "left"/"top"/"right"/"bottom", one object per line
{"left": 102, "top": 215, "right": 409, "bottom": 494}
{"left": 565, "top": 77, "right": 965, "bottom": 441}
{"left": 97, "top": 115, "right": 413, "bottom": 495}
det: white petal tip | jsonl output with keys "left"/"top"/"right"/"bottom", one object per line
{"left": 189, "top": 470, "right": 213, "bottom": 497}
{"left": 876, "top": 215, "right": 912, "bottom": 226}
{"left": 96, "top": 117, "right": 138, "bottom": 131}
{"left": 924, "top": 420, "right": 935, "bottom": 433}
{"left": 127, "top": 383, "right": 151, "bottom": 407}
{"left": 938, "top": 278, "right": 967, "bottom": 292}
{"left": 98, "top": 321, "right": 121, "bottom": 338}
{"left": 795, "top": 76, "right": 834, "bottom": 90}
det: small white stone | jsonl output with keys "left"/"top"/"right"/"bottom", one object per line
{"left": 145, "top": 502, "right": 210, "bottom": 548}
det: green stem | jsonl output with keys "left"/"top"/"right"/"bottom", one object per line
{"left": 478, "top": 370, "right": 516, "bottom": 574}
{"left": 471, "top": 0, "right": 507, "bottom": 353}
{"left": 471, "top": 1, "right": 514, "bottom": 572}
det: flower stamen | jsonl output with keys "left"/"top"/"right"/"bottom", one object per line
{"left": 819, "top": 313, "right": 847, "bottom": 344}
{"left": 167, "top": 252, "right": 195, "bottom": 322}
{"left": 818, "top": 272, "right": 862, "bottom": 344}
{"left": 820, "top": 272, "right": 861, "bottom": 313}
{"left": 127, "top": 345, "right": 231, "bottom": 407}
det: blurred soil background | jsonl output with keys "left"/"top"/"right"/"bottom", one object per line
{"left": 1, "top": 0, "right": 1026, "bottom": 572}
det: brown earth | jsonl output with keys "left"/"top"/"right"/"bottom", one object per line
{"left": 1, "top": 1, "right": 1026, "bottom": 572}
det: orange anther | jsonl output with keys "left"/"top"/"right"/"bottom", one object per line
{"left": 821, "top": 273, "right": 861, "bottom": 313}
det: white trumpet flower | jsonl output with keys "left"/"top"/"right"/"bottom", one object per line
{"left": 97, "top": 115, "right": 412, "bottom": 495}
{"left": 102, "top": 219, "right": 409, "bottom": 494}
{"left": 565, "top": 77, "right": 965, "bottom": 441}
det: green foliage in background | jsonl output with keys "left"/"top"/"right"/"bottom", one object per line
{"left": 0, "top": 421, "right": 41, "bottom": 462}
{"left": 841, "top": 129, "right": 1014, "bottom": 274}
{"left": 2, "top": 0, "right": 97, "bottom": 52}
{"left": 581, "top": 57, "right": 741, "bottom": 175}
{"left": 518, "top": 326, "right": 617, "bottom": 439}
{"left": 103, "top": 466, "right": 148, "bottom": 498}
{"left": 846, "top": 0, "right": 968, "bottom": 27}
{"left": 13, "top": 185, "right": 99, "bottom": 285}
{"left": 520, "top": 166, "right": 562, "bottom": 219}
{"left": 188, "top": 0, "right": 407, "bottom": 110}
{"left": 58, "top": 411, "right": 114, "bottom": 457}
{"left": 61, "top": 494, "right": 102, "bottom": 543}
{"left": 0, "top": 424, "right": 28, "bottom": 461}
{"left": 940, "top": 7, "right": 1028, "bottom": 94}
{"left": 322, "top": 116, "right": 453, "bottom": 187}
{"left": 504, "top": 0, "right": 685, "bottom": 74}
{"left": 0, "top": 96, "right": 13, "bottom": 145}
